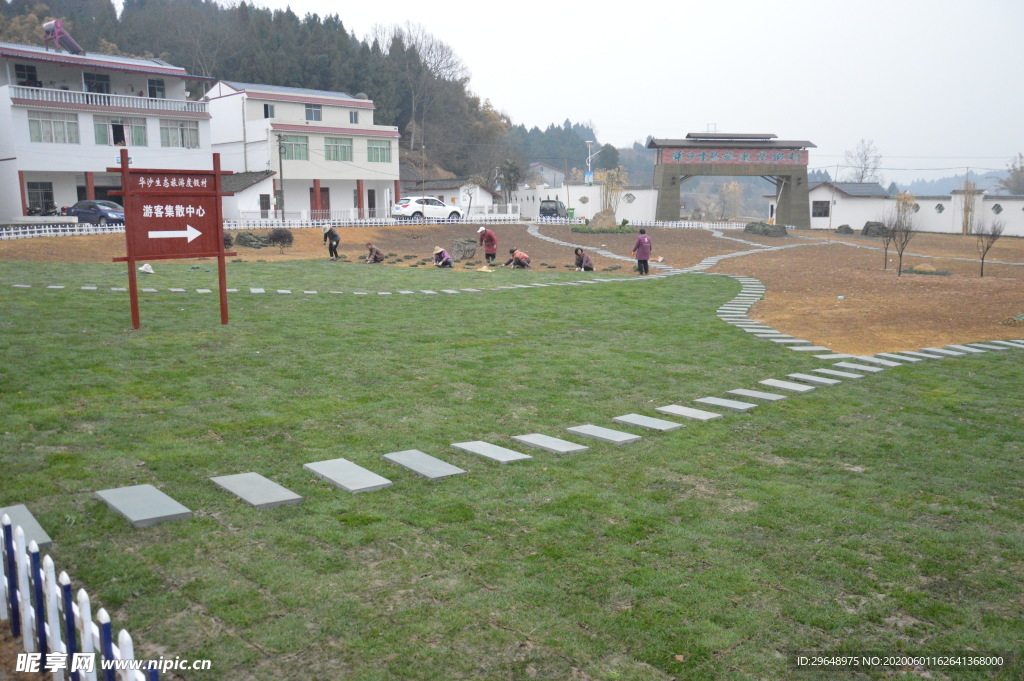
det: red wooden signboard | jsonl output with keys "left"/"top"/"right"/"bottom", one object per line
{"left": 109, "top": 149, "right": 236, "bottom": 329}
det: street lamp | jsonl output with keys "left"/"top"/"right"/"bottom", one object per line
{"left": 584, "top": 140, "right": 601, "bottom": 187}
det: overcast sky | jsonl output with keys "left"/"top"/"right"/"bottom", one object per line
{"left": 252, "top": 0, "right": 1022, "bottom": 183}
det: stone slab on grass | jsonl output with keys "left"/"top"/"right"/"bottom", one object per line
{"left": 943, "top": 344, "right": 984, "bottom": 354}
{"left": 512, "top": 433, "right": 589, "bottom": 454}
{"left": 383, "top": 450, "right": 467, "bottom": 480}
{"left": 210, "top": 473, "right": 303, "bottom": 510}
{"left": 726, "top": 388, "right": 786, "bottom": 402}
{"left": 0, "top": 504, "right": 52, "bottom": 551}
{"left": 789, "top": 345, "right": 831, "bottom": 352}
{"left": 897, "top": 350, "right": 949, "bottom": 359}
{"left": 566, "top": 424, "right": 642, "bottom": 445}
{"left": 452, "top": 441, "right": 532, "bottom": 463}
{"left": 990, "top": 340, "right": 1024, "bottom": 349}
{"left": 876, "top": 352, "right": 923, "bottom": 362}
{"left": 303, "top": 458, "right": 393, "bottom": 494}
{"left": 920, "top": 347, "right": 965, "bottom": 356}
{"left": 967, "top": 343, "right": 1009, "bottom": 351}
{"left": 611, "top": 413, "right": 684, "bottom": 432}
{"left": 760, "top": 378, "right": 816, "bottom": 393}
{"left": 655, "top": 405, "right": 723, "bottom": 421}
{"left": 695, "top": 396, "right": 758, "bottom": 411}
{"left": 94, "top": 484, "right": 192, "bottom": 528}
{"left": 770, "top": 338, "right": 811, "bottom": 344}
{"left": 813, "top": 368, "right": 865, "bottom": 379}
{"left": 787, "top": 373, "right": 841, "bottom": 386}
{"left": 832, "top": 362, "right": 884, "bottom": 373}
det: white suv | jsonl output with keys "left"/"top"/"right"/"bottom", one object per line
{"left": 392, "top": 196, "right": 463, "bottom": 220}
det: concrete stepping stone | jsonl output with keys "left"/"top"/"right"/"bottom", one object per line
{"left": 46, "top": 285, "right": 65, "bottom": 290}
{"left": 920, "top": 347, "right": 965, "bottom": 357}
{"left": 378, "top": 291, "right": 392, "bottom": 295}
{"left": 897, "top": 350, "right": 948, "bottom": 359}
{"left": 250, "top": 288, "right": 265, "bottom": 293}
{"left": 441, "top": 289, "right": 460, "bottom": 294}
{"left": 876, "top": 352, "right": 923, "bottom": 362}
{"left": 695, "top": 396, "right": 758, "bottom": 411}
{"left": 726, "top": 388, "right": 786, "bottom": 402}
{"left": 853, "top": 356, "right": 903, "bottom": 367}
{"left": 210, "top": 472, "right": 303, "bottom": 509}
{"left": 832, "top": 362, "right": 884, "bottom": 373}
{"left": 967, "top": 343, "right": 1008, "bottom": 351}
{"left": 382, "top": 450, "right": 466, "bottom": 480}
{"left": 276, "top": 290, "right": 291, "bottom": 294}
{"left": 451, "top": 441, "right": 532, "bottom": 464}
{"left": 789, "top": 346, "right": 831, "bottom": 352}
{"left": 567, "top": 424, "right": 642, "bottom": 444}
{"left": 770, "top": 338, "right": 810, "bottom": 344}
{"left": 813, "top": 368, "right": 864, "bottom": 379}
{"left": 787, "top": 373, "right": 841, "bottom": 386}
{"left": 0, "top": 504, "right": 52, "bottom": 551}
{"left": 512, "top": 433, "right": 589, "bottom": 454}
{"left": 81, "top": 286, "right": 97, "bottom": 290}
{"left": 760, "top": 378, "right": 816, "bottom": 393}
{"left": 611, "top": 413, "right": 684, "bottom": 432}
{"left": 944, "top": 344, "right": 985, "bottom": 354}
{"left": 94, "top": 484, "right": 192, "bottom": 528}
{"left": 990, "top": 340, "right": 1024, "bottom": 349}
{"left": 655, "top": 405, "right": 723, "bottom": 421}
{"left": 168, "top": 288, "right": 185, "bottom": 292}
{"left": 814, "top": 353, "right": 855, "bottom": 359}
{"left": 420, "top": 290, "right": 438, "bottom": 294}
{"left": 197, "top": 288, "right": 212, "bottom": 294}
{"left": 303, "top": 458, "right": 393, "bottom": 493}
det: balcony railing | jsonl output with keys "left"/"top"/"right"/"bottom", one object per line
{"left": 9, "top": 85, "right": 207, "bottom": 114}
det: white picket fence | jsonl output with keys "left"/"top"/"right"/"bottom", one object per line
{"left": 1, "top": 514, "right": 156, "bottom": 681}
{"left": 0, "top": 223, "right": 126, "bottom": 240}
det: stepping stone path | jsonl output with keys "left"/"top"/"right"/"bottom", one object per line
{"left": 897, "top": 350, "right": 948, "bottom": 360}
{"left": 968, "top": 343, "right": 1009, "bottom": 351}
{"left": 920, "top": 347, "right": 965, "bottom": 357}
{"left": 832, "top": 362, "right": 884, "bottom": 373}
{"left": 383, "top": 450, "right": 467, "bottom": 480}
{"left": 655, "top": 405, "right": 723, "bottom": 421}
{"left": 210, "top": 472, "right": 303, "bottom": 509}
{"left": 451, "top": 441, "right": 532, "bottom": 463}
{"left": 611, "top": 413, "right": 684, "bottom": 432}
{"left": 760, "top": 378, "right": 816, "bottom": 393}
{"left": 567, "top": 424, "right": 642, "bottom": 444}
{"left": 695, "top": 396, "right": 758, "bottom": 411}
{"left": 303, "top": 457, "right": 393, "bottom": 493}
{"left": 0, "top": 504, "right": 52, "bottom": 551}
{"left": 95, "top": 484, "right": 192, "bottom": 528}
{"left": 876, "top": 352, "right": 923, "bottom": 362}
{"left": 787, "top": 373, "right": 841, "bottom": 386}
{"left": 813, "top": 368, "right": 864, "bottom": 379}
{"left": 726, "top": 388, "right": 786, "bottom": 402}
{"left": 512, "top": 433, "right": 589, "bottom": 454}
{"left": 853, "top": 356, "right": 903, "bottom": 367}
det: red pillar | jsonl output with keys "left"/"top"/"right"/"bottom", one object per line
{"left": 357, "top": 179, "right": 365, "bottom": 219}
{"left": 313, "top": 179, "right": 322, "bottom": 216}
{"left": 85, "top": 172, "right": 96, "bottom": 200}
{"left": 394, "top": 180, "right": 402, "bottom": 204}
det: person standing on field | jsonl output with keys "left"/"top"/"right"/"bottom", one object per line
{"left": 477, "top": 226, "right": 498, "bottom": 264}
{"left": 323, "top": 225, "right": 340, "bottom": 261}
{"left": 632, "top": 228, "right": 652, "bottom": 276}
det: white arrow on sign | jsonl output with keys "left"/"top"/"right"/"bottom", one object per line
{"left": 148, "top": 224, "right": 202, "bottom": 243}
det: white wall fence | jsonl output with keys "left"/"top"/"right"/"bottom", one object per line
{"left": 0, "top": 223, "right": 126, "bottom": 240}
{"left": 2, "top": 514, "right": 157, "bottom": 680}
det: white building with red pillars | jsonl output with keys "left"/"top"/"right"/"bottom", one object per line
{"left": 0, "top": 39, "right": 214, "bottom": 219}
{"left": 205, "top": 81, "right": 401, "bottom": 221}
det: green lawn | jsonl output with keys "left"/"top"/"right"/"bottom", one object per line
{"left": 1, "top": 260, "right": 1021, "bottom": 680}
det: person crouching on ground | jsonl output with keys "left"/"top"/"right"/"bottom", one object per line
{"left": 477, "top": 226, "right": 498, "bottom": 264}
{"left": 574, "top": 247, "right": 594, "bottom": 272}
{"left": 323, "top": 225, "right": 340, "bottom": 260}
{"left": 365, "top": 242, "right": 385, "bottom": 264}
{"left": 433, "top": 246, "right": 453, "bottom": 268}
{"left": 502, "top": 248, "right": 531, "bottom": 269}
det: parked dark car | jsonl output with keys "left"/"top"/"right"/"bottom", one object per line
{"left": 539, "top": 199, "right": 567, "bottom": 218}
{"left": 67, "top": 200, "right": 124, "bottom": 224}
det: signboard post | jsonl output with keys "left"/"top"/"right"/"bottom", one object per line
{"left": 110, "top": 149, "right": 236, "bottom": 329}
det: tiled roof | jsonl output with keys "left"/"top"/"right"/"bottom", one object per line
{"left": 220, "top": 81, "right": 374, "bottom": 108}
{"left": 221, "top": 170, "right": 274, "bottom": 194}
{"left": 0, "top": 41, "right": 205, "bottom": 79}
{"left": 811, "top": 182, "right": 889, "bottom": 197}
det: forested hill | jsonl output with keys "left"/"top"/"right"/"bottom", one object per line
{"left": 0, "top": 0, "right": 634, "bottom": 183}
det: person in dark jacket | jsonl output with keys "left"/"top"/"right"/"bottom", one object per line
{"left": 574, "top": 248, "right": 594, "bottom": 271}
{"left": 632, "top": 228, "right": 652, "bottom": 275}
{"left": 365, "top": 242, "right": 385, "bottom": 263}
{"left": 323, "top": 225, "right": 340, "bottom": 260}
{"left": 433, "top": 246, "right": 453, "bottom": 268}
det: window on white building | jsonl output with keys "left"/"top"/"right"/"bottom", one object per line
{"left": 148, "top": 79, "right": 165, "bottom": 98}
{"left": 15, "top": 64, "right": 38, "bottom": 86}
{"left": 160, "top": 119, "right": 199, "bottom": 148}
{"left": 94, "top": 116, "right": 147, "bottom": 146}
{"left": 263, "top": 103, "right": 275, "bottom": 119}
{"left": 280, "top": 135, "right": 308, "bottom": 160}
{"left": 367, "top": 139, "right": 391, "bottom": 163}
{"left": 935, "top": 204, "right": 945, "bottom": 213}
{"left": 26, "top": 181, "right": 54, "bottom": 210}
{"left": 992, "top": 204, "right": 1003, "bottom": 215}
{"left": 811, "top": 200, "right": 830, "bottom": 217}
{"left": 325, "top": 137, "right": 353, "bottom": 162}
{"left": 28, "top": 110, "right": 80, "bottom": 144}
{"left": 349, "top": 110, "right": 359, "bottom": 124}
{"left": 305, "top": 104, "right": 322, "bottom": 122}
{"left": 84, "top": 73, "right": 111, "bottom": 94}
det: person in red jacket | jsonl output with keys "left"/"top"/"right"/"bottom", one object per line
{"left": 477, "top": 226, "right": 498, "bottom": 264}
{"left": 632, "top": 228, "right": 652, "bottom": 275}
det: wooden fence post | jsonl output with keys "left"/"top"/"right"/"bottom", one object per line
{"left": 61, "top": 572, "right": 80, "bottom": 681}
{"left": 97, "top": 608, "right": 115, "bottom": 681}
{"left": 44, "top": 555, "right": 65, "bottom": 681}
{"left": 77, "top": 589, "right": 98, "bottom": 681}
{"left": 16, "top": 527, "right": 34, "bottom": 652}
{"left": 3, "top": 515, "right": 20, "bottom": 637}
{"left": 30, "top": 541, "right": 48, "bottom": 657}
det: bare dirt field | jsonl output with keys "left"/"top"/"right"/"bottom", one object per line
{"left": 2, "top": 223, "right": 1022, "bottom": 355}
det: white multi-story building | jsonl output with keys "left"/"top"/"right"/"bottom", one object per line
{"left": 205, "top": 81, "right": 400, "bottom": 220}
{"left": 0, "top": 40, "right": 213, "bottom": 219}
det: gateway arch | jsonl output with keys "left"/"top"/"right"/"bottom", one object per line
{"left": 648, "top": 133, "right": 816, "bottom": 229}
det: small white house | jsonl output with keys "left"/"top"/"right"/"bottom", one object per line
{"left": 512, "top": 182, "right": 658, "bottom": 223}
{"left": 528, "top": 162, "right": 566, "bottom": 189}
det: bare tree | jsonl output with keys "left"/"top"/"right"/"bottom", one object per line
{"left": 960, "top": 178, "right": 977, "bottom": 236}
{"left": 719, "top": 181, "right": 742, "bottom": 219}
{"left": 971, "top": 218, "right": 1005, "bottom": 277}
{"left": 888, "top": 192, "right": 918, "bottom": 276}
{"left": 877, "top": 217, "right": 897, "bottom": 270}
{"left": 843, "top": 139, "right": 883, "bottom": 183}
